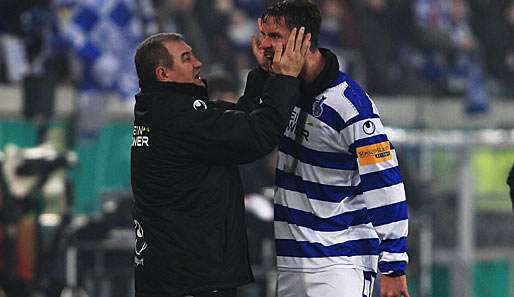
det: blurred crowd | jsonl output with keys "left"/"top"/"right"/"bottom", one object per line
{"left": 0, "top": 0, "right": 513, "bottom": 114}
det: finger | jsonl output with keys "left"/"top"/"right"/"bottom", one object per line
{"left": 295, "top": 27, "right": 305, "bottom": 52}
{"left": 285, "top": 27, "right": 297, "bottom": 54}
{"left": 272, "top": 43, "right": 283, "bottom": 66}
{"left": 300, "top": 33, "right": 311, "bottom": 56}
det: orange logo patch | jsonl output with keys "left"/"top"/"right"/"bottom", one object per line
{"left": 356, "top": 141, "right": 392, "bottom": 166}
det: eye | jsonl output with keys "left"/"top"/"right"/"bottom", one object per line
{"left": 182, "top": 53, "right": 192, "bottom": 62}
{"left": 269, "top": 33, "right": 281, "bottom": 40}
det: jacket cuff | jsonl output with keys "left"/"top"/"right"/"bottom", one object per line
{"left": 243, "top": 67, "right": 270, "bottom": 97}
{"left": 382, "top": 271, "right": 406, "bottom": 277}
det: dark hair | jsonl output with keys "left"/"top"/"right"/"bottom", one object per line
{"left": 134, "top": 33, "right": 185, "bottom": 82}
{"left": 262, "top": 0, "right": 321, "bottom": 49}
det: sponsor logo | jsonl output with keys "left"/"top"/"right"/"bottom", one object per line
{"left": 193, "top": 99, "right": 207, "bottom": 110}
{"left": 132, "top": 125, "right": 150, "bottom": 147}
{"left": 363, "top": 120, "right": 376, "bottom": 135}
{"left": 287, "top": 109, "right": 300, "bottom": 133}
{"left": 312, "top": 96, "right": 327, "bottom": 118}
{"left": 356, "top": 141, "right": 392, "bottom": 166}
{"left": 286, "top": 109, "right": 310, "bottom": 142}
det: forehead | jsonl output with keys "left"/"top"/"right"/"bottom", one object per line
{"left": 163, "top": 40, "right": 191, "bottom": 58}
{"left": 261, "top": 16, "right": 290, "bottom": 35}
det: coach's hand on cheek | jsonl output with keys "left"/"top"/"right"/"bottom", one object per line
{"left": 251, "top": 18, "right": 271, "bottom": 71}
{"left": 271, "top": 27, "right": 311, "bottom": 78}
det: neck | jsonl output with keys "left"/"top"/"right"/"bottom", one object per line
{"left": 301, "top": 49, "right": 325, "bottom": 84}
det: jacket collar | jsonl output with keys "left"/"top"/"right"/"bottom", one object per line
{"left": 300, "top": 48, "right": 340, "bottom": 99}
{"left": 138, "top": 80, "right": 209, "bottom": 100}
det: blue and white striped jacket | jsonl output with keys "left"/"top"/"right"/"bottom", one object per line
{"left": 274, "top": 69, "right": 408, "bottom": 274}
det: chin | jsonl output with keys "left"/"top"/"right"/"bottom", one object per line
{"left": 194, "top": 79, "right": 205, "bottom": 87}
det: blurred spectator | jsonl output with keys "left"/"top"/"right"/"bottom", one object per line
{"left": 159, "top": 0, "right": 241, "bottom": 82}
{"left": 227, "top": 8, "right": 256, "bottom": 75}
{"left": 506, "top": 2, "right": 514, "bottom": 94}
{"left": 21, "top": 2, "right": 61, "bottom": 123}
{"left": 159, "top": 0, "right": 209, "bottom": 63}
{"left": 233, "top": 0, "right": 266, "bottom": 18}
{"left": 470, "top": 0, "right": 514, "bottom": 96}
{"left": 0, "top": 0, "right": 40, "bottom": 83}
{"left": 207, "top": 72, "right": 239, "bottom": 103}
{"left": 412, "top": 0, "right": 489, "bottom": 113}
{"left": 355, "top": 0, "right": 416, "bottom": 94}
{"left": 317, "top": 0, "right": 367, "bottom": 87}
{"left": 0, "top": 0, "right": 69, "bottom": 141}
{"left": 319, "top": 0, "right": 355, "bottom": 50}
{"left": 55, "top": 0, "right": 157, "bottom": 144}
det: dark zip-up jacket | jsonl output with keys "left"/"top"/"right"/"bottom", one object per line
{"left": 131, "top": 71, "right": 300, "bottom": 297}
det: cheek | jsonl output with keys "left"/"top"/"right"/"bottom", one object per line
{"left": 269, "top": 40, "right": 283, "bottom": 49}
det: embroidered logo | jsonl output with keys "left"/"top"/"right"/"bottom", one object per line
{"left": 193, "top": 99, "right": 207, "bottom": 110}
{"left": 134, "top": 219, "right": 147, "bottom": 266}
{"left": 312, "top": 96, "right": 327, "bottom": 118}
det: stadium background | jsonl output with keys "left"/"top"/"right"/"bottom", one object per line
{"left": 0, "top": 0, "right": 513, "bottom": 297}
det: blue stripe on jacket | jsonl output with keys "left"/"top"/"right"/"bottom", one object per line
{"left": 367, "top": 201, "right": 408, "bottom": 227}
{"left": 276, "top": 238, "right": 380, "bottom": 257}
{"left": 276, "top": 169, "right": 361, "bottom": 202}
{"left": 298, "top": 101, "right": 345, "bottom": 132}
{"left": 360, "top": 167, "right": 403, "bottom": 193}
{"left": 274, "top": 204, "right": 370, "bottom": 232}
{"left": 380, "top": 237, "right": 408, "bottom": 253}
{"left": 378, "top": 260, "right": 407, "bottom": 273}
{"left": 279, "top": 137, "right": 358, "bottom": 170}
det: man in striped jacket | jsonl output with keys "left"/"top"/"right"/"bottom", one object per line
{"left": 248, "top": 1, "right": 410, "bottom": 296}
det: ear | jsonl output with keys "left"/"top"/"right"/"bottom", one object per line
{"left": 155, "top": 66, "right": 169, "bottom": 82}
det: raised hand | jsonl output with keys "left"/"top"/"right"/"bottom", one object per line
{"left": 271, "top": 27, "right": 311, "bottom": 77}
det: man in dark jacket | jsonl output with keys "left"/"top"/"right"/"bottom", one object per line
{"left": 131, "top": 31, "right": 311, "bottom": 297}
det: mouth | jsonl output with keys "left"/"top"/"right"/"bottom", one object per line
{"left": 264, "top": 51, "right": 274, "bottom": 60}
{"left": 193, "top": 72, "right": 205, "bottom": 86}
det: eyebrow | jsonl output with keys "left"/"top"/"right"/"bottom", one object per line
{"left": 262, "top": 31, "right": 282, "bottom": 39}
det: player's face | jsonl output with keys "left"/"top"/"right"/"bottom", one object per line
{"left": 161, "top": 41, "right": 204, "bottom": 86}
{"left": 259, "top": 16, "right": 293, "bottom": 62}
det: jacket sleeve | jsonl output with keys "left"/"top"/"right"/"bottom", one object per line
{"left": 177, "top": 74, "right": 299, "bottom": 165}
{"left": 341, "top": 105, "right": 409, "bottom": 275}
{"left": 234, "top": 67, "right": 270, "bottom": 112}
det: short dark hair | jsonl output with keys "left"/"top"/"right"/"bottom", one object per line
{"left": 134, "top": 33, "right": 185, "bottom": 82}
{"left": 262, "top": 0, "right": 321, "bottom": 49}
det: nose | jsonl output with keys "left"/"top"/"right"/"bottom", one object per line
{"left": 194, "top": 57, "right": 202, "bottom": 68}
{"left": 260, "top": 36, "right": 272, "bottom": 49}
